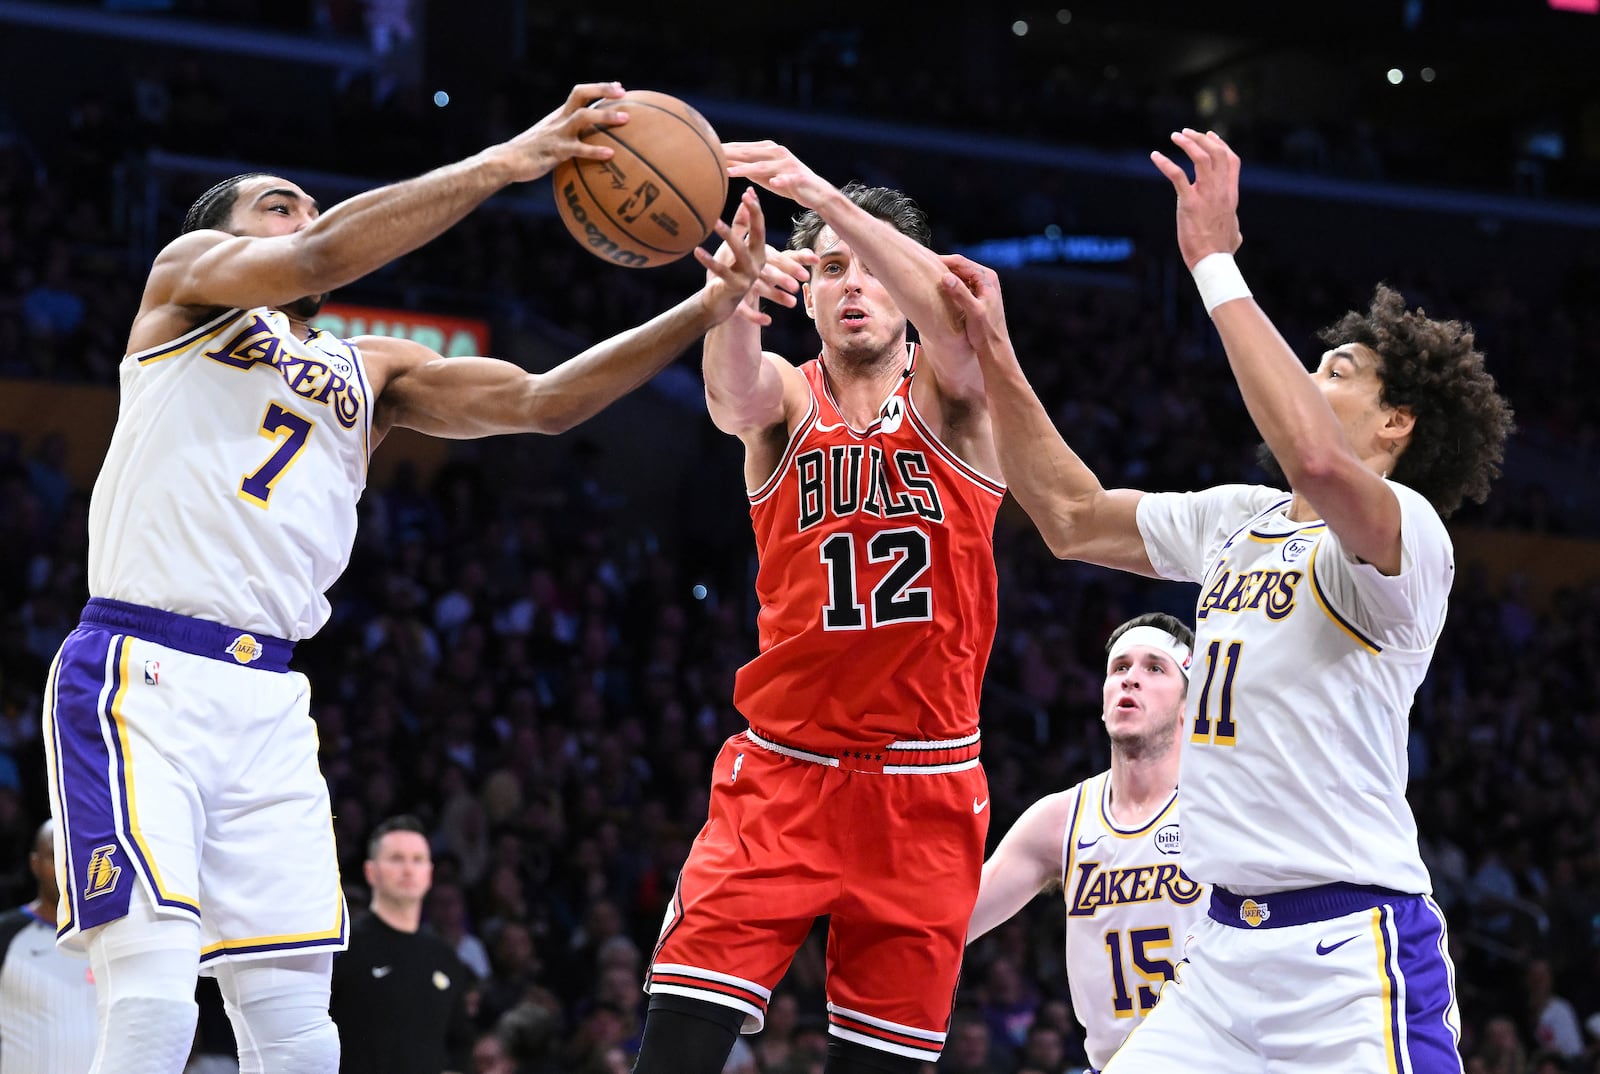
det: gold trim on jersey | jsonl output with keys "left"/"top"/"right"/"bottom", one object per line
{"left": 132, "top": 309, "right": 245, "bottom": 365}
{"left": 198, "top": 887, "right": 346, "bottom": 960}
{"left": 107, "top": 640, "right": 201, "bottom": 913}
{"left": 1099, "top": 777, "right": 1180, "bottom": 838}
{"left": 1308, "top": 542, "right": 1384, "bottom": 654}
{"left": 1371, "top": 908, "right": 1402, "bottom": 1074}
{"left": 1246, "top": 523, "right": 1327, "bottom": 544}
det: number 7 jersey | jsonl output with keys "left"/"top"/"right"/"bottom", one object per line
{"left": 88, "top": 307, "right": 372, "bottom": 641}
{"left": 733, "top": 346, "right": 1005, "bottom": 752}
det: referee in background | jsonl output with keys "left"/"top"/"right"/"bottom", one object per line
{"left": 0, "top": 819, "right": 97, "bottom": 1074}
{"left": 331, "top": 814, "right": 476, "bottom": 1074}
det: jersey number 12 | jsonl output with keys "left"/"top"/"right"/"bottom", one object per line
{"left": 819, "top": 527, "right": 932, "bottom": 629}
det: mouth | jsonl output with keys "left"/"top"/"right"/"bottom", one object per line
{"left": 839, "top": 306, "right": 868, "bottom": 326}
{"left": 1116, "top": 697, "right": 1140, "bottom": 711}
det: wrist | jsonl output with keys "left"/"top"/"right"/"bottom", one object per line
{"left": 1191, "top": 252, "right": 1252, "bottom": 315}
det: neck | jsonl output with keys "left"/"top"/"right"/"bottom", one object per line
{"left": 27, "top": 897, "right": 55, "bottom": 927}
{"left": 822, "top": 340, "right": 908, "bottom": 425}
{"left": 371, "top": 894, "right": 423, "bottom": 933}
{"left": 1106, "top": 747, "right": 1180, "bottom": 828}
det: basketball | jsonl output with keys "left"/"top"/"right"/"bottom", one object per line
{"left": 552, "top": 91, "right": 729, "bottom": 269}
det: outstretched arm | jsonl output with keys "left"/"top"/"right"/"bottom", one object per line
{"left": 938, "top": 255, "right": 1155, "bottom": 576}
{"left": 369, "top": 194, "right": 781, "bottom": 442}
{"left": 724, "top": 142, "right": 986, "bottom": 404}
{"left": 1152, "top": 129, "right": 1403, "bottom": 573}
{"left": 968, "top": 792, "right": 1073, "bottom": 943}
{"left": 143, "top": 83, "right": 629, "bottom": 318}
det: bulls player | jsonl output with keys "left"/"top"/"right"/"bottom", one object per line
{"left": 968, "top": 613, "right": 1205, "bottom": 1073}
{"left": 936, "top": 129, "right": 1515, "bottom": 1073}
{"left": 633, "top": 143, "right": 1004, "bottom": 1074}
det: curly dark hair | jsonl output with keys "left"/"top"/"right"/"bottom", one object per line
{"left": 180, "top": 172, "right": 270, "bottom": 235}
{"left": 787, "top": 181, "right": 932, "bottom": 253}
{"left": 1318, "top": 284, "right": 1515, "bottom": 518}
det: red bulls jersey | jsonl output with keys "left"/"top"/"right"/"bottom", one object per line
{"left": 733, "top": 345, "right": 1005, "bottom": 752}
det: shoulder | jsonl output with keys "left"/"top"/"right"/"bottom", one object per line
{"left": 1387, "top": 480, "right": 1450, "bottom": 542}
{"left": 351, "top": 334, "right": 443, "bottom": 398}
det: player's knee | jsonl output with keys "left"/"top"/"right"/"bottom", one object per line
{"left": 633, "top": 996, "right": 746, "bottom": 1074}
{"left": 824, "top": 1036, "right": 924, "bottom": 1074}
{"left": 98, "top": 996, "right": 199, "bottom": 1073}
{"left": 251, "top": 1014, "right": 339, "bottom": 1074}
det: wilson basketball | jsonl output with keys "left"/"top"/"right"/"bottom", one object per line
{"left": 552, "top": 91, "right": 729, "bottom": 269}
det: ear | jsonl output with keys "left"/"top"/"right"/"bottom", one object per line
{"left": 801, "top": 281, "right": 816, "bottom": 322}
{"left": 364, "top": 859, "right": 377, "bottom": 887}
{"left": 1381, "top": 404, "right": 1416, "bottom": 445}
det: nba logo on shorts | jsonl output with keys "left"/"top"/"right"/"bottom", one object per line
{"left": 1238, "top": 898, "right": 1270, "bottom": 927}
{"left": 226, "top": 634, "right": 263, "bottom": 665}
{"left": 731, "top": 752, "right": 745, "bottom": 783}
{"left": 84, "top": 845, "right": 122, "bottom": 899}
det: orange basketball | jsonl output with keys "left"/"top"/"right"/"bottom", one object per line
{"left": 552, "top": 90, "right": 729, "bottom": 269}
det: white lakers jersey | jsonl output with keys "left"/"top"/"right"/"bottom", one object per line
{"left": 1061, "top": 772, "right": 1207, "bottom": 1070}
{"left": 89, "top": 308, "right": 372, "bottom": 640}
{"left": 1136, "top": 482, "right": 1450, "bottom": 895}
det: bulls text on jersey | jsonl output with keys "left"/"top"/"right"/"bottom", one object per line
{"left": 793, "top": 445, "right": 944, "bottom": 531}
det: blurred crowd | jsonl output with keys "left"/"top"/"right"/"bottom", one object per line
{"left": 2, "top": 26, "right": 1600, "bottom": 1074}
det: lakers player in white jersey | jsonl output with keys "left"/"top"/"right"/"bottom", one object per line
{"left": 42, "top": 82, "right": 807, "bottom": 1074}
{"left": 935, "top": 129, "right": 1514, "bottom": 1073}
{"left": 968, "top": 614, "right": 1204, "bottom": 1073}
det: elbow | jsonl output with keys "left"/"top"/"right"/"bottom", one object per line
{"left": 519, "top": 374, "right": 579, "bottom": 436}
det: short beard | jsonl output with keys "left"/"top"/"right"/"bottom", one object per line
{"left": 1109, "top": 727, "right": 1176, "bottom": 763}
{"left": 1253, "top": 441, "right": 1288, "bottom": 487}
{"left": 282, "top": 293, "right": 326, "bottom": 320}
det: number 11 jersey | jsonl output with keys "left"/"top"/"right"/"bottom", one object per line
{"left": 89, "top": 307, "right": 372, "bottom": 641}
{"left": 733, "top": 345, "right": 1005, "bottom": 753}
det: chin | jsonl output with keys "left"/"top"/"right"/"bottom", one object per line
{"left": 282, "top": 294, "right": 326, "bottom": 320}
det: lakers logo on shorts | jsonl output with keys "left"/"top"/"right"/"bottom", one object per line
{"left": 1238, "top": 898, "right": 1271, "bottom": 927}
{"left": 226, "top": 634, "right": 263, "bottom": 665}
{"left": 84, "top": 845, "right": 123, "bottom": 900}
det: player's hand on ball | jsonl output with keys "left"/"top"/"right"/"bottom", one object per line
{"left": 497, "top": 82, "right": 629, "bottom": 183}
{"left": 937, "top": 254, "right": 1012, "bottom": 350}
{"left": 1150, "top": 128, "right": 1244, "bottom": 271}
{"left": 723, "top": 141, "right": 834, "bottom": 209}
{"left": 697, "top": 190, "right": 772, "bottom": 326}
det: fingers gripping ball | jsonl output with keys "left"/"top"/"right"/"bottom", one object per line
{"left": 553, "top": 91, "right": 728, "bottom": 269}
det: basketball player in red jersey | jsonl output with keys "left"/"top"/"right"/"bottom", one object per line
{"left": 632, "top": 142, "right": 1005, "bottom": 1074}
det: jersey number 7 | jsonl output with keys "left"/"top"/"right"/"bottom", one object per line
{"left": 239, "top": 403, "right": 315, "bottom": 508}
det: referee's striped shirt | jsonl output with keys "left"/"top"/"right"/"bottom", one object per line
{"left": 0, "top": 905, "right": 97, "bottom": 1074}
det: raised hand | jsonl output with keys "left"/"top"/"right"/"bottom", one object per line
{"left": 695, "top": 189, "right": 779, "bottom": 326}
{"left": 936, "top": 253, "right": 1011, "bottom": 352}
{"left": 723, "top": 141, "right": 835, "bottom": 209}
{"left": 494, "top": 82, "right": 630, "bottom": 183}
{"left": 1150, "top": 129, "right": 1244, "bottom": 271}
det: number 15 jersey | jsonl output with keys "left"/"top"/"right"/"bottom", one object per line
{"left": 733, "top": 346, "right": 1005, "bottom": 753}
{"left": 89, "top": 307, "right": 372, "bottom": 641}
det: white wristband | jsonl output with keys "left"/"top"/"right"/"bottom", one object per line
{"left": 1191, "top": 252, "right": 1252, "bottom": 315}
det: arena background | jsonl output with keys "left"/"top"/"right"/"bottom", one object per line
{"left": 1, "top": 2, "right": 1598, "bottom": 1071}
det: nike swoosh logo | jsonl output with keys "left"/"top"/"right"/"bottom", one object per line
{"left": 814, "top": 420, "right": 846, "bottom": 432}
{"left": 1316, "top": 936, "right": 1358, "bottom": 956}
{"left": 1076, "top": 836, "right": 1103, "bottom": 851}
{"left": 972, "top": 797, "right": 989, "bottom": 814}
{"left": 371, "top": 965, "right": 393, "bottom": 978}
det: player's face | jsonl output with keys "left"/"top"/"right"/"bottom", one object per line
{"left": 802, "top": 226, "right": 909, "bottom": 363}
{"left": 1312, "top": 344, "right": 1412, "bottom": 463}
{"left": 228, "top": 176, "right": 328, "bottom": 316}
{"left": 1102, "top": 645, "right": 1186, "bottom": 743}
{"left": 366, "top": 830, "right": 433, "bottom": 903}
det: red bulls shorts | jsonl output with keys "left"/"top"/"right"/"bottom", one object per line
{"left": 647, "top": 728, "right": 989, "bottom": 1062}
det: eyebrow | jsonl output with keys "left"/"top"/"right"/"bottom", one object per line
{"left": 255, "top": 188, "right": 320, "bottom": 212}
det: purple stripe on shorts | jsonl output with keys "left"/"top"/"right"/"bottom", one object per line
{"left": 1392, "top": 895, "right": 1464, "bottom": 1074}
{"left": 53, "top": 630, "right": 135, "bottom": 933}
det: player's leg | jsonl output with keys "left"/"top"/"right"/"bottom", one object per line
{"left": 85, "top": 886, "right": 203, "bottom": 1074}
{"left": 637, "top": 737, "right": 837, "bottom": 1073}
{"left": 822, "top": 764, "right": 990, "bottom": 1069}
{"left": 631, "top": 994, "right": 747, "bottom": 1074}
{"left": 211, "top": 953, "right": 339, "bottom": 1074}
